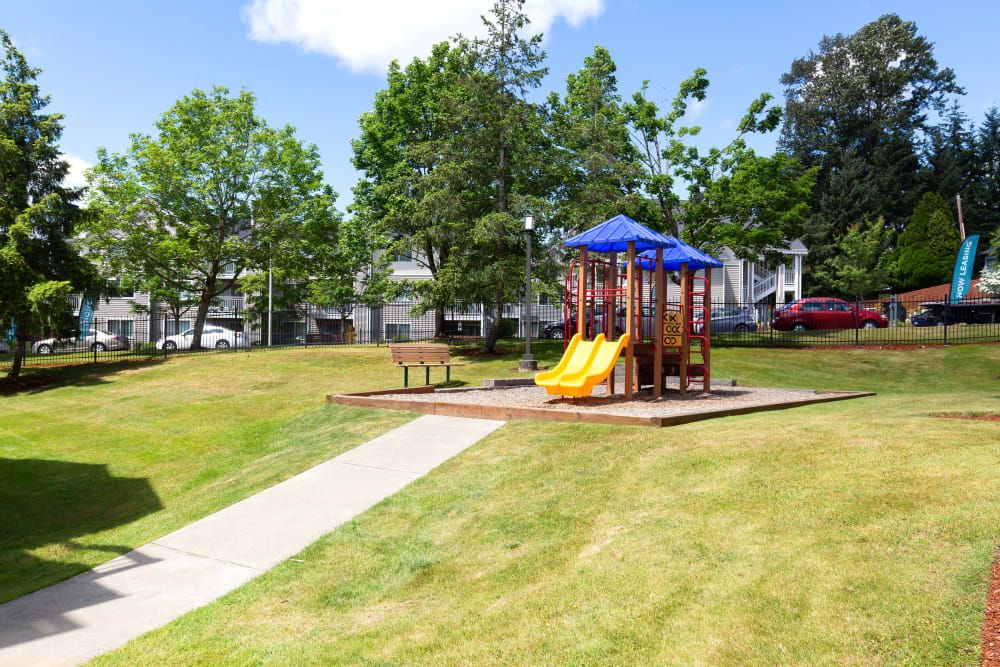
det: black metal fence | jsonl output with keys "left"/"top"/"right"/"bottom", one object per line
{"left": 2, "top": 296, "right": 999, "bottom": 369}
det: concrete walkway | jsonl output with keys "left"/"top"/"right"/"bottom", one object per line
{"left": 0, "top": 414, "right": 505, "bottom": 666}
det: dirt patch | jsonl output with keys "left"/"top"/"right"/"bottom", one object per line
{"left": 934, "top": 414, "right": 1000, "bottom": 422}
{"left": 0, "top": 375, "right": 56, "bottom": 395}
{"left": 982, "top": 551, "right": 1000, "bottom": 666}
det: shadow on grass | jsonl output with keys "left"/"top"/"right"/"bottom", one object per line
{"left": 0, "top": 459, "right": 164, "bottom": 645}
{"left": 0, "top": 358, "right": 166, "bottom": 396}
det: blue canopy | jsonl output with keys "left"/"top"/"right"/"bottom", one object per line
{"left": 564, "top": 214, "right": 674, "bottom": 253}
{"left": 632, "top": 238, "right": 723, "bottom": 271}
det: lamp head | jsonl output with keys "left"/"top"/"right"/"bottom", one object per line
{"left": 524, "top": 215, "right": 534, "bottom": 232}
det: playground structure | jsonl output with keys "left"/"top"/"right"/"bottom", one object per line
{"left": 537, "top": 215, "right": 723, "bottom": 400}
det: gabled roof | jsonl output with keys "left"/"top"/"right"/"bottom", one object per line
{"left": 633, "top": 239, "right": 723, "bottom": 271}
{"left": 564, "top": 215, "right": 674, "bottom": 253}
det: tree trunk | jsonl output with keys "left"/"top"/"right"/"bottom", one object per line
{"left": 190, "top": 272, "right": 221, "bottom": 350}
{"left": 6, "top": 339, "right": 26, "bottom": 381}
{"left": 480, "top": 268, "right": 505, "bottom": 354}
{"left": 435, "top": 306, "right": 446, "bottom": 339}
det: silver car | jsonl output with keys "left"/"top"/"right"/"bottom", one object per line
{"left": 33, "top": 328, "right": 130, "bottom": 354}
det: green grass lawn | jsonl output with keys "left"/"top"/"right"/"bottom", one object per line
{"left": 0, "top": 344, "right": 551, "bottom": 604}
{"left": 4, "top": 342, "right": 1000, "bottom": 663}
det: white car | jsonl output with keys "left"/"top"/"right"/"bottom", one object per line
{"left": 156, "top": 326, "right": 246, "bottom": 350}
{"left": 33, "top": 328, "right": 129, "bottom": 354}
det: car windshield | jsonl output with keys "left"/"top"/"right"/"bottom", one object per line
{"left": 777, "top": 300, "right": 802, "bottom": 311}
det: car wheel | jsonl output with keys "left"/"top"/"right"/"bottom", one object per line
{"left": 37, "top": 344, "right": 53, "bottom": 354}
{"left": 791, "top": 322, "right": 807, "bottom": 332}
{"left": 861, "top": 319, "right": 878, "bottom": 329}
{"left": 551, "top": 328, "right": 564, "bottom": 339}
{"left": 734, "top": 324, "right": 749, "bottom": 334}
{"left": 91, "top": 343, "right": 107, "bottom": 352}
{"left": 216, "top": 340, "right": 230, "bottom": 349}
{"left": 164, "top": 341, "right": 177, "bottom": 350}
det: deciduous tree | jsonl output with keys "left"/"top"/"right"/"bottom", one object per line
{"left": 85, "top": 87, "right": 335, "bottom": 349}
{"left": 0, "top": 30, "right": 96, "bottom": 380}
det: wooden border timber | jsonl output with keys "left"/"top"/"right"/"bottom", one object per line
{"left": 326, "top": 389, "right": 875, "bottom": 429}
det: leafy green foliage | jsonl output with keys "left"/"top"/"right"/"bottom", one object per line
{"left": 625, "top": 71, "right": 815, "bottom": 263}
{"left": 978, "top": 263, "right": 1000, "bottom": 296}
{"left": 822, "top": 216, "right": 892, "bottom": 299}
{"left": 548, "top": 46, "right": 644, "bottom": 240}
{"left": 0, "top": 30, "right": 96, "bottom": 379}
{"left": 895, "top": 192, "right": 961, "bottom": 290}
{"left": 84, "top": 87, "right": 335, "bottom": 349}
{"left": 779, "top": 14, "right": 963, "bottom": 293}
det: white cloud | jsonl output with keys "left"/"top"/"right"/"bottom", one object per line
{"left": 242, "top": 0, "right": 605, "bottom": 74}
{"left": 686, "top": 98, "right": 709, "bottom": 121}
{"left": 719, "top": 118, "right": 734, "bottom": 130}
{"left": 62, "top": 154, "right": 92, "bottom": 190}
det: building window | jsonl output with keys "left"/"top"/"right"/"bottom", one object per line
{"left": 393, "top": 249, "right": 415, "bottom": 263}
{"left": 165, "top": 319, "right": 193, "bottom": 336}
{"left": 385, "top": 323, "right": 410, "bottom": 341}
{"left": 107, "top": 279, "right": 134, "bottom": 299}
{"left": 107, "top": 319, "right": 135, "bottom": 339}
{"left": 538, "top": 293, "right": 549, "bottom": 305}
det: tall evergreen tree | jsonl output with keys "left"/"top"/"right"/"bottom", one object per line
{"left": 968, "top": 107, "right": 1000, "bottom": 246}
{"left": 548, "top": 46, "right": 643, "bottom": 240}
{"left": 779, "top": 14, "right": 963, "bottom": 293}
{"left": 923, "top": 101, "right": 973, "bottom": 201}
{"left": 448, "top": 0, "right": 552, "bottom": 353}
{"left": 895, "top": 192, "right": 961, "bottom": 289}
{"left": 0, "top": 30, "right": 96, "bottom": 381}
{"left": 827, "top": 216, "right": 892, "bottom": 300}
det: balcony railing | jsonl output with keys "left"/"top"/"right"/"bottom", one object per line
{"left": 210, "top": 296, "right": 245, "bottom": 312}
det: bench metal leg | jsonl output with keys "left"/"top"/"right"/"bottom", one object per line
{"left": 447, "top": 366, "right": 450, "bottom": 382}
{"left": 404, "top": 366, "right": 408, "bottom": 388}
{"left": 425, "top": 366, "right": 430, "bottom": 385}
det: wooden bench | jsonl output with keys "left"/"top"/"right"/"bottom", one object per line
{"left": 389, "top": 343, "right": 465, "bottom": 387}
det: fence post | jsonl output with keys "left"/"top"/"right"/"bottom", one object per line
{"left": 944, "top": 299, "right": 950, "bottom": 345}
{"left": 855, "top": 296, "right": 861, "bottom": 348}
{"left": 769, "top": 307, "right": 774, "bottom": 348}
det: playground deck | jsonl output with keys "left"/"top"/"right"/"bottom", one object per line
{"left": 327, "top": 382, "right": 873, "bottom": 428}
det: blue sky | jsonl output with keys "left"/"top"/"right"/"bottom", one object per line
{"left": 3, "top": 0, "right": 998, "bottom": 211}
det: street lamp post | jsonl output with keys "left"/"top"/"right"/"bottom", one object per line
{"left": 519, "top": 215, "right": 537, "bottom": 371}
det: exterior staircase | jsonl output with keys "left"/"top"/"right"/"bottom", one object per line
{"left": 748, "top": 262, "right": 777, "bottom": 303}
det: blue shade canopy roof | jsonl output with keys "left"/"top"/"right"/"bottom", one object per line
{"left": 631, "top": 238, "right": 723, "bottom": 271}
{"left": 564, "top": 214, "right": 675, "bottom": 253}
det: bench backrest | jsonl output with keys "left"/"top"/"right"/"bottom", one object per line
{"left": 389, "top": 343, "right": 452, "bottom": 365}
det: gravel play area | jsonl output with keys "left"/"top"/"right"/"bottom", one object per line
{"left": 396, "top": 383, "right": 826, "bottom": 418}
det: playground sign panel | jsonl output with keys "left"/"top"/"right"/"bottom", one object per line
{"left": 663, "top": 310, "right": 682, "bottom": 348}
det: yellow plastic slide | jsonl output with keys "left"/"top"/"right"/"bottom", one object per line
{"left": 535, "top": 333, "right": 630, "bottom": 397}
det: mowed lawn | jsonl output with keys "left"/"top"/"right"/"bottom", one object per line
{"left": 3, "top": 342, "right": 1000, "bottom": 664}
{"left": 0, "top": 344, "right": 541, "bottom": 604}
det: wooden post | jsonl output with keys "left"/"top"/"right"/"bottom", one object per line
{"left": 625, "top": 241, "right": 635, "bottom": 400}
{"left": 578, "top": 247, "right": 588, "bottom": 337}
{"left": 679, "top": 262, "right": 689, "bottom": 396}
{"left": 608, "top": 250, "right": 617, "bottom": 395}
{"left": 703, "top": 268, "right": 711, "bottom": 394}
{"left": 957, "top": 194, "right": 966, "bottom": 241}
{"left": 654, "top": 246, "right": 664, "bottom": 399}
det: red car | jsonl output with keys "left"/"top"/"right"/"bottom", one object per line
{"left": 771, "top": 297, "right": 888, "bottom": 331}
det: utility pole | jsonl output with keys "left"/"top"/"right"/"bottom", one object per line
{"left": 957, "top": 194, "right": 966, "bottom": 241}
